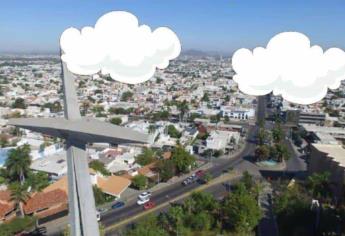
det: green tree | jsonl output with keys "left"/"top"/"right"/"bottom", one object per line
{"left": 257, "top": 127, "right": 270, "bottom": 145}
{"left": 306, "top": 172, "right": 332, "bottom": 199}
{"left": 222, "top": 183, "right": 262, "bottom": 234}
{"left": 89, "top": 160, "right": 110, "bottom": 176}
{"left": 188, "top": 191, "right": 219, "bottom": 213}
{"left": 26, "top": 171, "right": 49, "bottom": 192}
{"left": 273, "top": 184, "right": 313, "bottom": 236}
{"left": 202, "top": 92, "right": 210, "bottom": 102}
{"left": 254, "top": 145, "right": 270, "bottom": 161}
{"left": 274, "top": 143, "right": 290, "bottom": 162}
{"left": 109, "top": 117, "right": 122, "bottom": 125}
{"left": 0, "top": 216, "right": 36, "bottom": 236}
{"left": 177, "top": 100, "right": 189, "bottom": 122}
{"left": 186, "top": 212, "right": 212, "bottom": 231}
{"left": 136, "top": 148, "right": 156, "bottom": 166}
{"left": 121, "top": 91, "right": 134, "bottom": 101}
{"left": 160, "top": 206, "right": 185, "bottom": 235}
{"left": 12, "top": 97, "right": 26, "bottom": 109}
{"left": 157, "top": 159, "right": 176, "bottom": 182}
{"left": 201, "top": 172, "right": 212, "bottom": 184}
{"left": 167, "top": 125, "right": 181, "bottom": 138}
{"left": 92, "top": 105, "right": 104, "bottom": 116}
{"left": 272, "top": 123, "right": 285, "bottom": 144}
{"left": 9, "top": 182, "right": 30, "bottom": 217}
{"left": 126, "top": 214, "right": 168, "bottom": 236}
{"left": 148, "top": 124, "right": 156, "bottom": 134}
{"left": 171, "top": 147, "right": 196, "bottom": 174}
{"left": 43, "top": 101, "right": 62, "bottom": 113}
{"left": 5, "top": 145, "right": 31, "bottom": 184}
{"left": 93, "top": 185, "right": 107, "bottom": 206}
{"left": 241, "top": 171, "right": 254, "bottom": 191}
{"left": 131, "top": 174, "right": 148, "bottom": 190}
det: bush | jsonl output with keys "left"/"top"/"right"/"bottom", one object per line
{"left": 89, "top": 160, "right": 110, "bottom": 176}
{"left": 135, "top": 148, "right": 156, "bottom": 166}
{"left": 131, "top": 175, "right": 148, "bottom": 190}
{"left": 109, "top": 117, "right": 122, "bottom": 125}
{"left": 0, "top": 216, "right": 36, "bottom": 236}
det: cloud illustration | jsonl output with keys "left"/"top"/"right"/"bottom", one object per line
{"left": 60, "top": 11, "right": 181, "bottom": 84}
{"left": 232, "top": 32, "right": 345, "bottom": 104}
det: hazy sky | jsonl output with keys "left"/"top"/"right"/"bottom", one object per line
{"left": 0, "top": 0, "right": 344, "bottom": 53}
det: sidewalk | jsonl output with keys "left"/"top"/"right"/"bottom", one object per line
{"left": 258, "top": 182, "right": 279, "bottom": 236}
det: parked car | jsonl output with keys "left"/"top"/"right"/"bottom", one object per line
{"left": 96, "top": 210, "right": 101, "bottom": 221}
{"left": 111, "top": 201, "right": 125, "bottom": 209}
{"left": 182, "top": 175, "right": 197, "bottom": 186}
{"left": 137, "top": 197, "right": 150, "bottom": 205}
{"left": 144, "top": 201, "right": 155, "bottom": 210}
{"left": 195, "top": 170, "right": 205, "bottom": 177}
{"left": 138, "top": 191, "right": 152, "bottom": 200}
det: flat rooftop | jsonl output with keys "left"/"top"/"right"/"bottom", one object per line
{"left": 312, "top": 144, "right": 345, "bottom": 168}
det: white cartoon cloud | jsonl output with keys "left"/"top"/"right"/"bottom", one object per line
{"left": 60, "top": 11, "right": 181, "bottom": 84}
{"left": 232, "top": 32, "right": 345, "bottom": 104}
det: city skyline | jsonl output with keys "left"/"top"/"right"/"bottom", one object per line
{"left": 1, "top": 0, "right": 345, "bottom": 53}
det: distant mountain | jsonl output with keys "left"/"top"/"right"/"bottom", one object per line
{"left": 181, "top": 49, "right": 210, "bottom": 56}
{"left": 181, "top": 49, "right": 233, "bottom": 58}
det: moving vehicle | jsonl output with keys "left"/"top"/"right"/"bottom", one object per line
{"left": 138, "top": 191, "right": 152, "bottom": 200}
{"left": 143, "top": 201, "right": 155, "bottom": 210}
{"left": 111, "top": 201, "right": 125, "bottom": 209}
{"left": 137, "top": 197, "right": 150, "bottom": 205}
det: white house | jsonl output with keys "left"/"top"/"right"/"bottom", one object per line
{"left": 206, "top": 130, "right": 240, "bottom": 151}
{"left": 220, "top": 106, "right": 255, "bottom": 120}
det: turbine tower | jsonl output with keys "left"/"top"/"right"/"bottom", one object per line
{"left": 8, "top": 58, "right": 149, "bottom": 235}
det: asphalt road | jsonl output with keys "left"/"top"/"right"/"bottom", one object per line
{"left": 100, "top": 97, "right": 272, "bottom": 233}
{"left": 101, "top": 96, "right": 270, "bottom": 233}
{"left": 101, "top": 125, "right": 257, "bottom": 228}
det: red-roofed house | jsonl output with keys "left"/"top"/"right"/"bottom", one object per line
{"left": 0, "top": 190, "right": 16, "bottom": 223}
{"left": 24, "top": 189, "right": 68, "bottom": 219}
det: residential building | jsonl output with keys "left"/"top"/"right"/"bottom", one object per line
{"left": 309, "top": 144, "right": 345, "bottom": 201}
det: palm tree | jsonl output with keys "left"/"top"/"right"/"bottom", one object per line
{"left": 9, "top": 182, "right": 30, "bottom": 218}
{"left": 177, "top": 100, "right": 189, "bottom": 122}
{"left": 254, "top": 145, "right": 270, "bottom": 162}
{"left": 274, "top": 143, "right": 290, "bottom": 162}
{"left": 148, "top": 124, "right": 156, "bottom": 134}
{"left": 5, "top": 144, "right": 31, "bottom": 184}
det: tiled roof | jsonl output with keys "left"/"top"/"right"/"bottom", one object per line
{"left": 0, "top": 190, "right": 15, "bottom": 219}
{"left": 0, "top": 202, "right": 15, "bottom": 219}
{"left": 138, "top": 162, "right": 157, "bottom": 178}
{"left": 35, "top": 203, "right": 68, "bottom": 219}
{"left": 0, "top": 190, "right": 11, "bottom": 202}
{"left": 43, "top": 176, "right": 68, "bottom": 193}
{"left": 97, "top": 175, "right": 131, "bottom": 197}
{"left": 24, "top": 189, "right": 67, "bottom": 214}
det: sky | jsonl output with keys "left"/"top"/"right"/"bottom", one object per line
{"left": 0, "top": 0, "right": 344, "bottom": 54}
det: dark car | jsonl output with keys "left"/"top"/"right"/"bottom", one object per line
{"left": 112, "top": 201, "right": 125, "bottom": 209}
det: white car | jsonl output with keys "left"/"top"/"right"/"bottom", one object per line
{"left": 137, "top": 197, "right": 150, "bottom": 205}
{"left": 138, "top": 191, "right": 152, "bottom": 200}
{"left": 96, "top": 210, "right": 100, "bottom": 221}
